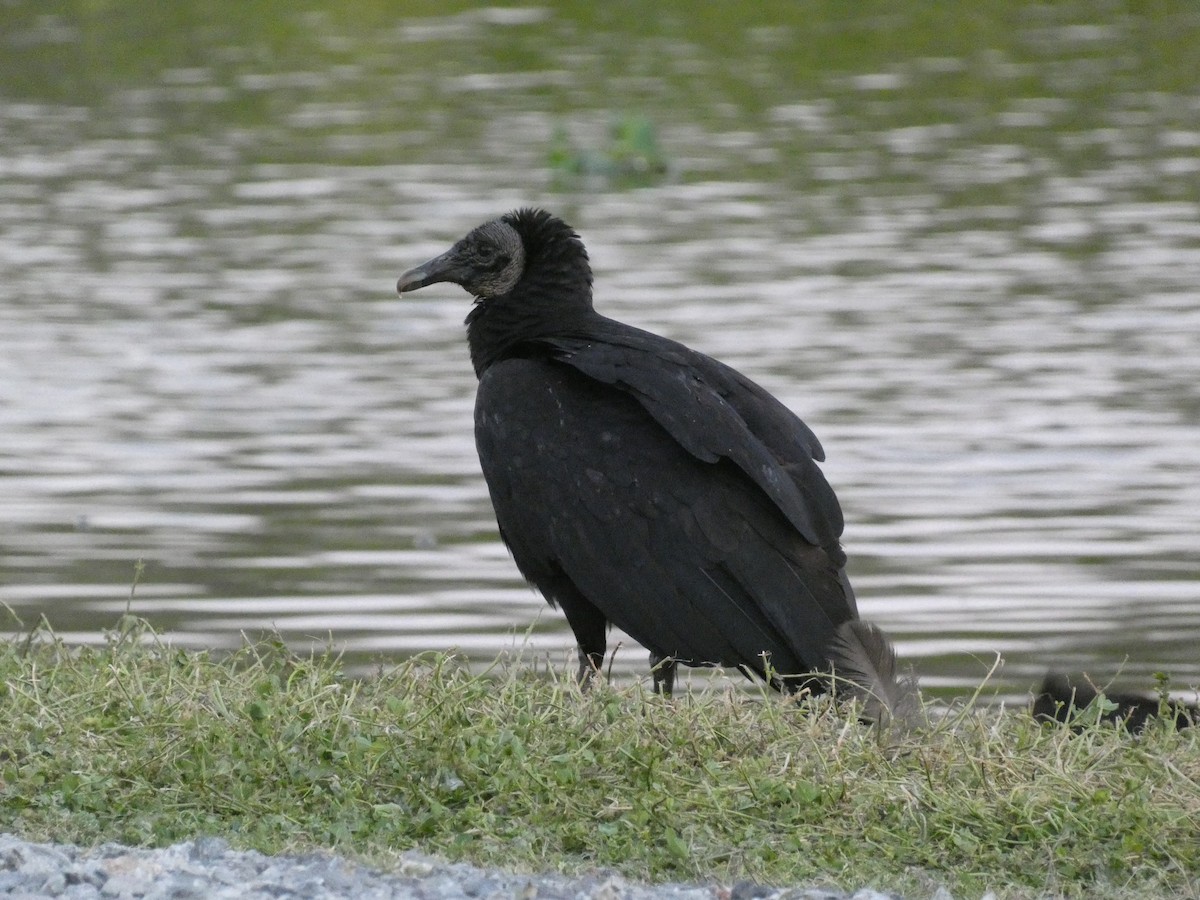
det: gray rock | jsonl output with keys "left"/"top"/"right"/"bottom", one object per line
{"left": 0, "top": 833, "right": 930, "bottom": 900}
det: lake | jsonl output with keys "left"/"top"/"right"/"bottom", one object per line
{"left": 2, "top": 1, "right": 1198, "bottom": 702}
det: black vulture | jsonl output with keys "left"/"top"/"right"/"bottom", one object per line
{"left": 1033, "top": 673, "right": 1197, "bottom": 732}
{"left": 397, "top": 208, "right": 911, "bottom": 716}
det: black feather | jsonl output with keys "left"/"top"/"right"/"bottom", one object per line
{"left": 1033, "top": 673, "right": 1196, "bottom": 732}
{"left": 830, "top": 621, "right": 922, "bottom": 730}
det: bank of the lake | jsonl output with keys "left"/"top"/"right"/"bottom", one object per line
{"left": 1, "top": 623, "right": 1196, "bottom": 899}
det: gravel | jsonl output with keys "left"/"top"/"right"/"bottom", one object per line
{"left": 0, "top": 833, "right": 971, "bottom": 900}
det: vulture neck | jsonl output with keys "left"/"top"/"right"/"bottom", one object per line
{"left": 465, "top": 267, "right": 594, "bottom": 378}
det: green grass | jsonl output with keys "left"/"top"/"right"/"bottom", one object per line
{"left": 1, "top": 618, "right": 1197, "bottom": 899}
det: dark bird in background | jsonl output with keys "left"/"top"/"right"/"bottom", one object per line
{"left": 396, "top": 208, "right": 915, "bottom": 723}
{"left": 1033, "top": 673, "right": 1197, "bottom": 732}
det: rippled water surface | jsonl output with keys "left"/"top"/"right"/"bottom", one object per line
{"left": 2, "top": 2, "right": 1199, "bottom": 700}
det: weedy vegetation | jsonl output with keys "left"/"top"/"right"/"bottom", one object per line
{"left": 0, "top": 616, "right": 1197, "bottom": 899}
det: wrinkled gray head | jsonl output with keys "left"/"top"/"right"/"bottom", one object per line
{"left": 396, "top": 219, "right": 526, "bottom": 299}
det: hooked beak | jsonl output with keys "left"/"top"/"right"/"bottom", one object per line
{"left": 396, "top": 247, "right": 463, "bottom": 296}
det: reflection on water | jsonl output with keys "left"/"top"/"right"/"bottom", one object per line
{"left": 2, "top": 1, "right": 1198, "bottom": 700}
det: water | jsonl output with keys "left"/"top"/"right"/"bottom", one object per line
{"left": 2, "top": 1, "right": 1198, "bottom": 701}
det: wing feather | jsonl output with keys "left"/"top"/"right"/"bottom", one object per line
{"left": 475, "top": 355, "right": 855, "bottom": 676}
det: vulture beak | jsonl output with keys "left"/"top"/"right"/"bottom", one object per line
{"left": 396, "top": 245, "right": 465, "bottom": 295}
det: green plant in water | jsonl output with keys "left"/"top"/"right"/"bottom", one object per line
{"left": 549, "top": 115, "right": 670, "bottom": 186}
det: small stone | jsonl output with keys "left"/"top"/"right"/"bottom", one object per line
{"left": 101, "top": 873, "right": 151, "bottom": 897}
{"left": 398, "top": 855, "right": 436, "bottom": 878}
{"left": 587, "top": 875, "right": 628, "bottom": 900}
{"left": 39, "top": 871, "right": 68, "bottom": 895}
{"left": 16, "top": 843, "right": 73, "bottom": 878}
{"left": 65, "top": 861, "right": 108, "bottom": 888}
{"left": 731, "top": 881, "right": 773, "bottom": 900}
{"left": 188, "top": 837, "right": 231, "bottom": 862}
{"left": 143, "top": 875, "right": 210, "bottom": 900}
